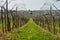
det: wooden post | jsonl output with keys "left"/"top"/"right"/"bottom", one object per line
{"left": 6, "top": 0, "right": 11, "bottom": 31}
{"left": 1, "top": 7, "right": 4, "bottom": 32}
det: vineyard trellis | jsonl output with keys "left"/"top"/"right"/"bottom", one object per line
{"left": 33, "top": 0, "right": 60, "bottom": 36}
{"left": 0, "top": 0, "right": 60, "bottom": 39}
{"left": 0, "top": 0, "right": 29, "bottom": 40}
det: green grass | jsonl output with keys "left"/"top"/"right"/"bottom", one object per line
{"left": 8, "top": 18, "right": 60, "bottom": 40}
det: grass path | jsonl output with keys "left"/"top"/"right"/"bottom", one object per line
{"left": 9, "top": 18, "right": 60, "bottom": 40}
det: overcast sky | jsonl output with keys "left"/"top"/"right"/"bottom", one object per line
{"left": 0, "top": 0, "right": 60, "bottom": 10}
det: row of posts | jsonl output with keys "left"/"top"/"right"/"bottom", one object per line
{"left": 0, "top": 0, "right": 20, "bottom": 32}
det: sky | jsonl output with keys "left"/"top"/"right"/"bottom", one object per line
{"left": 0, "top": 0, "right": 60, "bottom": 10}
